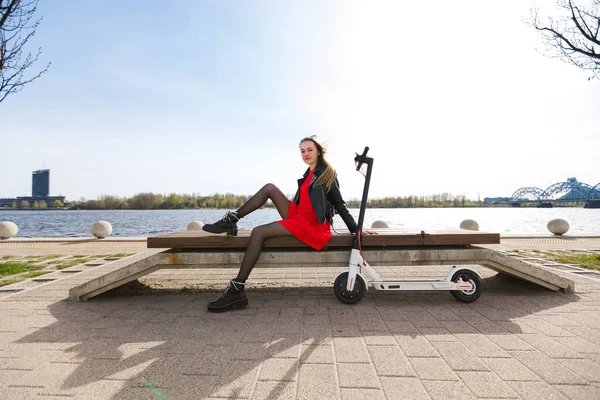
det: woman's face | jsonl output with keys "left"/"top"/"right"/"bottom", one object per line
{"left": 300, "top": 140, "right": 319, "bottom": 167}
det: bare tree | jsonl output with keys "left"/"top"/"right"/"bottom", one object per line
{"left": 532, "top": 0, "right": 600, "bottom": 79}
{"left": 0, "top": 0, "right": 50, "bottom": 103}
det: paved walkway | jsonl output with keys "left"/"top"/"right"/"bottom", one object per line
{"left": 1, "top": 238, "right": 599, "bottom": 399}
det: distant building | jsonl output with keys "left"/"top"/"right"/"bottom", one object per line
{"left": 32, "top": 169, "right": 50, "bottom": 197}
{"left": 0, "top": 169, "right": 66, "bottom": 208}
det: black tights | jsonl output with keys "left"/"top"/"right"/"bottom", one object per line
{"left": 234, "top": 184, "right": 292, "bottom": 281}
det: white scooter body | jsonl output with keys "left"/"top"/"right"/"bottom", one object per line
{"left": 344, "top": 248, "right": 482, "bottom": 292}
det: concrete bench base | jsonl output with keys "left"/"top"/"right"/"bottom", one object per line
{"left": 68, "top": 247, "right": 574, "bottom": 301}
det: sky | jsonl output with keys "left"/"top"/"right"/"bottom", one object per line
{"left": 0, "top": 0, "right": 598, "bottom": 202}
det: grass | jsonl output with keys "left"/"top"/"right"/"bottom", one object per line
{"left": 0, "top": 278, "right": 21, "bottom": 287}
{"left": 36, "top": 254, "right": 63, "bottom": 262}
{"left": 549, "top": 253, "right": 600, "bottom": 271}
{"left": 0, "top": 262, "right": 44, "bottom": 277}
{"left": 20, "top": 271, "right": 49, "bottom": 279}
{"left": 0, "top": 255, "right": 17, "bottom": 260}
{"left": 54, "top": 259, "right": 92, "bottom": 270}
{"left": 0, "top": 271, "right": 49, "bottom": 287}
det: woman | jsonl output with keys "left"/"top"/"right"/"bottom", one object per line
{"left": 202, "top": 136, "right": 358, "bottom": 312}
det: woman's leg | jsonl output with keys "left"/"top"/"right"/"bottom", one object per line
{"left": 235, "top": 221, "right": 291, "bottom": 281}
{"left": 203, "top": 183, "right": 290, "bottom": 236}
{"left": 207, "top": 221, "right": 291, "bottom": 312}
{"left": 236, "top": 183, "right": 290, "bottom": 219}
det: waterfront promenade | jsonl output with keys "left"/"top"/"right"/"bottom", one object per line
{"left": 1, "top": 237, "right": 599, "bottom": 399}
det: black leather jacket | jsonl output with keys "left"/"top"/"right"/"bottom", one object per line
{"left": 292, "top": 161, "right": 358, "bottom": 234}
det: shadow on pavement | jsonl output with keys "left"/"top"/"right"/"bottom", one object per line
{"left": 14, "top": 274, "right": 581, "bottom": 399}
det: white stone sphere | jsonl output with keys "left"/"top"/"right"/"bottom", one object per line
{"left": 187, "top": 220, "right": 204, "bottom": 231}
{"left": 91, "top": 221, "right": 112, "bottom": 238}
{"left": 460, "top": 219, "right": 479, "bottom": 231}
{"left": 0, "top": 221, "right": 18, "bottom": 239}
{"left": 547, "top": 219, "right": 569, "bottom": 235}
{"left": 371, "top": 220, "right": 389, "bottom": 229}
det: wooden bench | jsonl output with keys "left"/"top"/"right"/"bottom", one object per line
{"left": 68, "top": 229, "right": 575, "bottom": 301}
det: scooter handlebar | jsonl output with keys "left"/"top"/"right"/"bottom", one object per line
{"left": 355, "top": 146, "right": 370, "bottom": 171}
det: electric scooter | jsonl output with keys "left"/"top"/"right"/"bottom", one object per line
{"left": 333, "top": 147, "right": 483, "bottom": 304}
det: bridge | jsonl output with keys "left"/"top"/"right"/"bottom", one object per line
{"left": 507, "top": 178, "right": 600, "bottom": 208}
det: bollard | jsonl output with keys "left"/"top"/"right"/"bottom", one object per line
{"left": 371, "top": 220, "right": 389, "bottom": 229}
{"left": 0, "top": 221, "right": 18, "bottom": 239}
{"left": 460, "top": 219, "right": 479, "bottom": 231}
{"left": 91, "top": 221, "right": 112, "bottom": 238}
{"left": 187, "top": 221, "right": 204, "bottom": 231}
{"left": 547, "top": 219, "right": 569, "bottom": 235}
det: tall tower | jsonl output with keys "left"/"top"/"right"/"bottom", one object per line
{"left": 32, "top": 169, "right": 50, "bottom": 197}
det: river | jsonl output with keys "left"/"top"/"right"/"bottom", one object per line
{"left": 0, "top": 208, "right": 598, "bottom": 238}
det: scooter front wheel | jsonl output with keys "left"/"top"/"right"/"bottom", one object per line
{"left": 334, "top": 272, "right": 365, "bottom": 304}
{"left": 450, "top": 269, "right": 481, "bottom": 303}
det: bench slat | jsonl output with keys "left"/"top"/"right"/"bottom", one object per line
{"left": 147, "top": 229, "right": 500, "bottom": 249}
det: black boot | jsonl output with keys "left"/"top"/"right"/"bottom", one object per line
{"left": 202, "top": 211, "right": 239, "bottom": 236}
{"left": 207, "top": 280, "right": 248, "bottom": 312}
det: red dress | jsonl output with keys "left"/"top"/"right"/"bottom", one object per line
{"left": 279, "top": 169, "right": 332, "bottom": 250}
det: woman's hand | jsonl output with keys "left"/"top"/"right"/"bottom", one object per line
{"left": 354, "top": 230, "right": 378, "bottom": 235}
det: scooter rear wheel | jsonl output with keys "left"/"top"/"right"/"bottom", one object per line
{"left": 450, "top": 269, "right": 481, "bottom": 303}
{"left": 334, "top": 272, "right": 365, "bottom": 304}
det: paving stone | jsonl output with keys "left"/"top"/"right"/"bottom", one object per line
{"left": 241, "top": 324, "right": 275, "bottom": 343}
{"left": 386, "top": 320, "right": 419, "bottom": 333}
{"left": 299, "top": 344, "right": 334, "bottom": 364}
{"left": 431, "top": 341, "right": 490, "bottom": 371}
{"left": 304, "top": 313, "right": 330, "bottom": 325}
{"left": 457, "top": 371, "right": 518, "bottom": 398}
{"left": 439, "top": 320, "right": 479, "bottom": 334}
{"left": 376, "top": 306, "right": 408, "bottom": 321}
{"left": 297, "top": 364, "right": 339, "bottom": 400}
{"left": 418, "top": 327, "right": 457, "bottom": 342}
{"left": 357, "top": 313, "right": 389, "bottom": 332}
{"left": 520, "top": 318, "right": 576, "bottom": 337}
{"left": 337, "top": 363, "right": 380, "bottom": 389}
{"left": 266, "top": 333, "right": 301, "bottom": 359}
{"left": 380, "top": 377, "right": 430, "bottom": 399}
{"left": 509, "top": 350, "right": 588, "bottom": 385}
{"left": 251, "top": 380, "right": 296, "bottom": 400}
{"left": 539, "top": 314, "right": 581, "bottom": 327}
{"left": 552, "top": 335, "right": 600, "bottom": 354}
{"left": 340, "top": 388, "right": 386, "bottom": 400}
{"left": 554, "top": 383, "right": 600, "bottom": 399}
{"left": 367, "top": 345, "right": 415, "bottom": 377}
{"left": 481, "top": 357, "right": 540, "bottom": 381}
{"left": 558, "top": 358, "right": 600, "bottom": 383}
{"left": 329, "top": 308, "right": 357, "bottom": 325}
{"left": 234, "top": 342, "right": 268, "bottom": 361}
{"left": 209, "top": 360, "right": 261, "bottom": 399}
{"left": 332, "top": 323, "right": 362, "bottom": 337}
{"left": 302, "top": 325, "right": 332, "bottom": 345}
{"left": 562, "top": 325, "right": 600, "bottom": 347}
{"left": 487, "top": 334, "right": 535, "bottom": 351}
{"left": 454, "top": 333, "right": 510, "bottom": 358}
{"left": 404, "top": 311, "right": 443, "bottom": 328}
{"left": 258, "top": 358, "right": 298, "bottom": 381}
{"left": 506, "top": 381, "right": 568, "bottom": 399}
{"left": 422, "top": 380, "right": 475, "bottom": 399}
{"left": 395, "top": 335, "right": 439, "bottom": 358}
{"left": 409, "top": 357, "right": 459, "bottom": 381}
{"left": 517, "top": 334, "right": 585, "bottom": 359}
{"left": 422, "top": 306, "right": 463, "bottom": 321}
{"left": 185, "top": 344, "right": 234, "bottom": 376}
{"left": 333, "top": 337, "right": 371, "bottom": 363}
{"left": 363, "top": 335, "right": 397, "bottom": 346}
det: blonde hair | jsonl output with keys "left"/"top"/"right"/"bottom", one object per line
{"left": 299, "top": 136, "right": 336, "bottom": 193}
